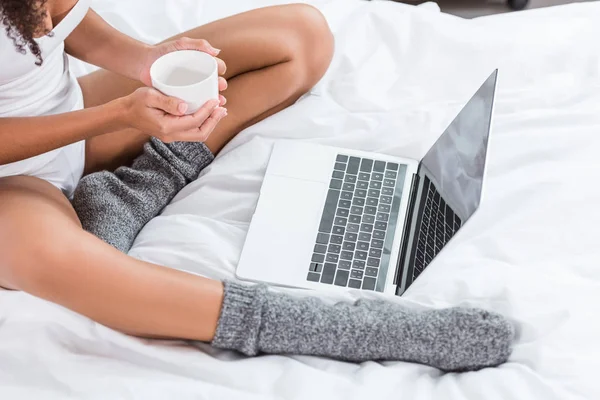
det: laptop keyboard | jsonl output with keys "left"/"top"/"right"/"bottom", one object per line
{"left": 307, "top": 154, "right": 404, "bottom": 291}
{"left": 412, "top": 176, "right": 462, "bottom": 280}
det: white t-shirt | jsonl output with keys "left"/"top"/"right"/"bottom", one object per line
{"left": 0, "top": 0, "right": 90, "bottom": 197}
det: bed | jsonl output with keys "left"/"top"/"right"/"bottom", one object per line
{"left": 2, "top": 0, "right": 600, "bottom": 398}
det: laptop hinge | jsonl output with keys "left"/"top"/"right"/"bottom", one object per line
{"left": 393, "top": 173, "right": 420, "bottom": 286}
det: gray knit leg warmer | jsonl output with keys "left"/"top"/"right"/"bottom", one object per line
{"left": 212, "top": 281, "right": 514, "bottom": 372}
{"left": 72, "top": 139, "right": 214, "bottom": 252}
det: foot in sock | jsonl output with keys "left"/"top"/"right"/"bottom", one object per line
{"left": 72, "top": 138, "right": 213, "bottom": 252}
{"left": 212, "top": 282, "right": 514, "bottom": 371}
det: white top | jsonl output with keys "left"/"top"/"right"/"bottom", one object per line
{"left": 0, "top": 0, "right": 90, "bottom": 197}
{"left": 0, "top": 0, "right": 90, "bottom": 117}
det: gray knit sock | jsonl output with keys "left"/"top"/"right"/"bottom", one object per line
{"left": 72, "top": 139, "right": 214, "bottom": 252}
{"left": 212, "top": 282, "right": 514, "bottom": 372}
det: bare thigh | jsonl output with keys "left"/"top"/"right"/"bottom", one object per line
{"left": 79, "top": 4, "right": 333, "bottom": 173}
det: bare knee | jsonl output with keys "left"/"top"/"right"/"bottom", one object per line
{"left": 282, "top": 4, "right": 334, "bottom": 92}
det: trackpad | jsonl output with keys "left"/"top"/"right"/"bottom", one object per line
{"left": 237, "top": 175, "right": 327, "bottom": 285}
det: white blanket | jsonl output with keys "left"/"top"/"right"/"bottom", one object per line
{"left": 2, "top": 1, "right": 600, "bottom": 398}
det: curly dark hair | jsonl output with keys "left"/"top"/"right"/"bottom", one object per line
{"left": 0, "top": 0, "right": 50, "bottom": 65}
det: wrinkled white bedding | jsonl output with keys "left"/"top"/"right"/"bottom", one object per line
{"left": 2, "top": 0, "right": 600, "bottom": 398}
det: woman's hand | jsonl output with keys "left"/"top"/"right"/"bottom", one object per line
{"left": 119, "top": 87, "right": 227, "bottom": 143}
{"left": 139, "top": 38, "right": 228, "bottom": 106}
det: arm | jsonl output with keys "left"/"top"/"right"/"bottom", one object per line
{"left": 0, "top": 92, "right": 222, "bottom": 165}
{"left": 65, "top": 9, "right": 224, "bottom": 86}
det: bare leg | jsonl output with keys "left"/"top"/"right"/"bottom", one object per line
{"left": 79, "top": 4, "right": 334, "bottom": 173}
{"left": 0, "top": 176, "right": 223, "bottom": 340}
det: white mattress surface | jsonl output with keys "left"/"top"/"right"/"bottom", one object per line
{"left": 3, "top": 0, "right": 600, "bottom": 398}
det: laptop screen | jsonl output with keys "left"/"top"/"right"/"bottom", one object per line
{"left": 419, "top": 70, "right": 497, "bottom": 220}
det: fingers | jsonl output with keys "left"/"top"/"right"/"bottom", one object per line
{"left": 161, "top": 99, "right": 220, "bottom": 133}
{"left": 174, "top": 37, "right": 220, "bottom": 56}
{"left": 218, "top": 77, "right": 228, "bottom": 92}
{"left": 147, "top": 89, "right": 187, "bottom": 115}
{"left": 214, "top": 57, "right": 227, "bottom": 75}
{"left": 219, "top": 94, "right": 227, "bottom": 106}
{"left": 172, "top": 107, "right": 228, "bottom": 142}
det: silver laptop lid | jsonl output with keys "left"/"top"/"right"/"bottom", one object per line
{"left": 419, "top": 69, "right": 497, "bottom": 221}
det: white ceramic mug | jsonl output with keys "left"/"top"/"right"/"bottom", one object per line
{"left": 150, "top": 50, "right": 219, "bottom": 114}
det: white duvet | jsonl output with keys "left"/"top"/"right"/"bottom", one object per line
{"left": 2, "top": 0, "right": 600, "bottom": 398}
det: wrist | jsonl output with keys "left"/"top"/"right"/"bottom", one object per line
{"left": 105, "top": 96, "right": 132, "bottom": 130}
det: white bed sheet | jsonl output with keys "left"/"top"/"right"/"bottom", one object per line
{"left": 2, "top": 0, "right": 600, "bottom": 398}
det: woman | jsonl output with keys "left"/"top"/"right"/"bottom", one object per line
{"left": 0, "top": 0, "right": 514, "bottom": 371}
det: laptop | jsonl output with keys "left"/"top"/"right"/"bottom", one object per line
{"left": 237, "top": 70, "right": 498, "bottom": 296}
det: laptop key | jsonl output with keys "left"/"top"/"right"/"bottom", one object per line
{"left": 378, "top": 204, "right": 391, "bottom": 213}
{"left": 309, "top": 262, "right": 322, "bottom": 272}
{"left": 374, "top": 160, "right": 386, "bottom": 172}
{"left": 381, "top": 187, "right": 393, "bottom": 196}
{"left": 336, "top": 155, "right": 348, "bottom": 162}
{"left": 307, "top": 272, "right": 321, "bottom": 282}
{"left": 345, "top": 174, "right": 357, "bottom": 183}
{"left": 343, "top": 241, "right": 356, "bottom": 251}
{"left": 332, "top": 170, "right": 344, "bottom": 179}
{"left": 369, "top": 248, "right": 382, "bottom": 258}
{"left": 348, "top": 279, "right": 362, "bottom": 289}
{"left": 385, "top": 170, "right": 397, "bottom": 179}
{"left": 360, "top": 159, "right": 373, "bottom": 172}
{"left": 353, "top": 260, "right": 366, "bottom": 269}
{"left": 373, "top": 230, "right": 385, "bottom": 240}
{"left": 349, "top": 215, "right": 361, "bottom": 224}
{"left": 316, "top": 233, "right": 329, "bottom": 244}
{"left": 352, "top": 197, "right": 365, "bottom": 206}
{"left": 355, "top": 189, "right": 367, "bottom": 198}
{"left": 339, "top": 260, "right": 352, "bottom": 270}
{"left": 363, "top": 214, "right": 375, "bottom": 224}
{"left": 347, "top": 223, "right": 359, "bottom": 233}
{"left": 358, "top": 232, "right": 371, "bottom": 242}
{"left": 355, "top": 251, "right": 367, "bottom": 260}
{"left": 372, "top": 172, "right": 383, "bottom": 181}
{"left": 367, "top": 257, "right": 380, "bottom": 267}
{"left": 345, "top": 232, "right": 358, "bottom": 242}
{"left": 350, "top": 269, "right": 364, "bottom": 279}
{"left": 371, "top": 239, "right": 384, "bottom": 248}
{"left": 368, "top": 189, "right": 380, "bottom": 197}
{"left": 356, "top": 181, "right": 369, "bottom": 190}
{"left": 360, "top": 224, "right": 373, "bottom": 233}
{"left": 321, "top": 263, "right": 336, "bottom": 284}
{"left": 334, "top": 270, "right": 349, "bottom": 287}
{"left": 381, "top": 196, "right": 392, "bottom": 205}
{"left": 334, "top": 217, "right": 347, "bottom": 226}
{"left": 347, "top": 157, "right": 361, "bottom": 174}
{"left": 386, "top": 162, "right": 399, "bottom": 171}
{"left": 375, "top": 221, "right": 387, "bottom": 230}
{"left": 358, "top": 172, "right": 370, "bottom": 181}
{"left": 319, "top": 189, "right": 340, "bottom": 233}
{"left": 336, "top": 208, "right": 349, "bottom": 217}
{"left": 326, "top": 253, "right": 339, "bottom": 263}
{"left": 334, "top": 162, "right": 346, "bottom": 171}
{"left": 330, "top": 179, "right": 343, "bottom": 189}
{"left": 314, "top": 244, "right": 327, "bottom": 254}
{"left": 370, "top": 181, "right": 382, "bottom": 189}
{"left": 341, "top": 250, "right": 354, "bottom": 260}
{"left": 365, "top": 206, "right": 377, "bottom": 215}
{"left": 378, "top": 213, "right": 390, "bottom": 222}
{"left": 366, "top": 197, "right": 378, "bottom": 206}
{"left": 362, "top": 277, "right": 376, "bottom": 290}
{"left": 330, "top": 235, "right": 343, "bottom": 244}
{"left": 365, "top": 267, "right": 378, "bottom": 277}
{"left": 350, "top": 206, "right": 363, "bottom": 215}
{"left": 332, "top": 226, "right": 345, "bottom": 236}
{"left": 312, "top": 253, "right": 325, "bottom": 263}
{"left": 328, "top": 244, "right": 341, "bottom": 254}
{"left": 338, "top": 199, "right": 351, "bottom": 209}
{"left": 342, "top": 183, "right": 355, "bottom": 192}
{"left": 341, "top": 191, "right": 353, "bottom": 200}
{"left": 357, "top": 241, "right": 369, "bottom": 251}
{"left": 383, "top": 179, "right": 395, "bottom": 187}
